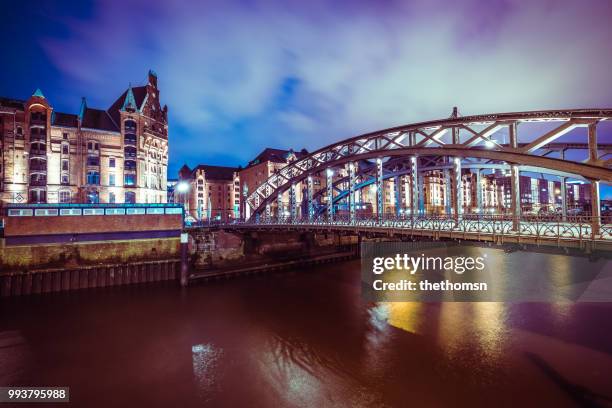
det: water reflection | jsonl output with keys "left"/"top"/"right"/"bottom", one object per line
{"left": 192, "top": 343, "right": 223, "bottom": 402}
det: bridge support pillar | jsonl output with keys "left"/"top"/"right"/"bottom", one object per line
{"left": 475, "top": 169, "right": 482, "bottom": 215}
{"left": 591, "top": 180, "right": 601, "bottom": 237}
{"left": 254, "top": 195, "right": 261, "bottom": 224}
{"left": 376, "top": 158, "right": 383, "bottom": 224}
{"left": 560, "top": 177, "right": 567, "bottom": 222}
{"left": 289, "top": 183, "right": 297, "bottom": 223}
{"left": 511, "top": 164, "right": 521, "bottom": 231}
{"left": 326, "top": 168, "right": 334, "bottom": 222}
{"left": 410, "top": 156, "right": 418, "bottom": 217}
{"left": 453, "top": 157, "right": 463, "bottom": 224}
{"left": 349, "top": 162, "right": 356, "bottom": 224}
{"left": 444, "top": 167, "right": 452, "bottom": 216}
{"left": 588, "top": 122, "right": 598, "bottom": 163}
{"left": 277, "top": 191, "right": 283, "bottom": 223}
{"left": 307, "top": 176, "right": 314, "bottom": 222}
{"left": 265, "top": 203, "right": 271, "bottom": 222}
{"left": 394, "top": 175, "right": 402, "bottom": 218}
{"left": 418, "top": 173, "right": 425, "bottom": 216}
{"left": 404, "top": 175, "right": 411, "bottom": 216}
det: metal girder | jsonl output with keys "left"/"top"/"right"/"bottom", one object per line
{"left": 246, "top": 109, "right": 612, "bottom": 218}
{"left": 520, "top": 119, "right": 592, "bottom": 153}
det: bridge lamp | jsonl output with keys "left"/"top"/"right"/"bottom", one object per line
{"left": 326, "top": 168, "right": 333, "bottom": 177}
{"left": 484, "top": 140, "right": 495, "bottom": 148}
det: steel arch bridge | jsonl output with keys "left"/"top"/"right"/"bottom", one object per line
{"left": 243, "top": 108, "right": 612, "bottom": 245}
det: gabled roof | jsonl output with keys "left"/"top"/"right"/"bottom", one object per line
{"left": 107, "top": 86, "right": 147, "bottom": 126}
{"left": 248, "top": 148, "right": 308, "bottom": 167}
{"left": 52, "top": 112, "right": 78, "bottom": 128}
{"left": 0, "top": 97, "right": 26, "bottom": 110}
{"left": 193, "top": 165, "right": 239, "bottom": 181}
{"left": 81, "top": 108, "right": 119, "bottom": 132}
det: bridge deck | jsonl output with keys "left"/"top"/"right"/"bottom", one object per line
{"left": 196, "top": 218, "right": 612, "bottom": 252}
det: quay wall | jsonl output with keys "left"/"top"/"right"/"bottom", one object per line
{"left": 0, "top": 259, "right": 180, "bottom": 297}
{"left": 0, "top": 238, "right": 181, "bottom": 272}
{"left": 0, "top": 227, "right": 360, "bottom": 297}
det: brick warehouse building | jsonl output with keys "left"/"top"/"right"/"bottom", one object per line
{"left": 178, "top": 164, "right": 241, "bottom": 222}
{"left": 0, "top": 70, "right": 168, "bottom": 204}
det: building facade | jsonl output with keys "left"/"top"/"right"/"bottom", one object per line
{"left": 0, "top": 70, "right": 168, "bottom": 205}
{"left": 178, "top": 164, "right": 240, "bottom": 222}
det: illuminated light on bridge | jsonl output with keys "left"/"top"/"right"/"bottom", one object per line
{"left": 238, "top": 108, "right": 612, "bottom": 246}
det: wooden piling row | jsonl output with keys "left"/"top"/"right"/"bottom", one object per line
{"left": 0, "top": 259, "right": 180, "bottom": 297}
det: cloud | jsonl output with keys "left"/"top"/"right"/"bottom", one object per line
{"left": 41, "top": 0, "right": 612, "bottom": 172}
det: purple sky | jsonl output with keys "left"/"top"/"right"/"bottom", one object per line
{"left": 2, "top": 0, "right": 612, "bottom": 195}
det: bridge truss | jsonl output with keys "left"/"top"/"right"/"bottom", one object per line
{"left": 245, "top": 109, "right": 612, "bottom": 241}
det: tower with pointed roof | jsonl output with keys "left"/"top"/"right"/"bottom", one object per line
{"left": 0, "top": 70, "right": 169, "bottom": 205}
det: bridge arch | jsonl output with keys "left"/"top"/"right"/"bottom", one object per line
{"left": 246, "top": 109, "right": 612, "bottom": 233}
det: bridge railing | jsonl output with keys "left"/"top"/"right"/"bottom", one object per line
{"left": 211, "top": 214, "right": 611, "bottom": 241}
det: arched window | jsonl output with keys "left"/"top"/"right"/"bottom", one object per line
{"left": 124, "top": 133, "right": 137, "bottom": 146}
{"left": 125, "top": 191, "right": 136, "bottom": 204}
{"left": 124, "top": 120, "right": 137, "bottom": 133}
{"left": 124, "top": 146, "right": 137, "bottom": 159}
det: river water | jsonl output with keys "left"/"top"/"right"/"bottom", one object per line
{"left": 1, "top": 257, "right": 611, "bottom": 407}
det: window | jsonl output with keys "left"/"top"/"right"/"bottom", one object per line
{"left": 62, "top": 144, "right": 69, "bottom": 155}
{"left": 87, "top": 142, "right": 93, "bottom": 150}
{"left": 109, "top": 192, "right": 116, "bottom": 203}
{"left": 125, "top": 191, "right": 136, "bottom": 204}
{"left": 29, "top": 189, "right": 46, "bottom": 203}
{"left": 87, "top": 171, "right": 100, "bottom": 185}
{"left": 109, "top": 157, "right": 115, "bottom": 168}
{"left": 59, "top": 190, "right": 71, "bottom": 203}
{"left": 30, "top": 173, "right": 46, "bottom": 185}
{"left": 62, "top": 133, "right": 68, "bottom": 140}
{"left": 94, "top": 143, "right": 99, "bottom": 150}
{"left": 124, "top": 160, "right": 136, "bottom": 171}
{"left": 124, "top": 173, "right": 136, "bottom": 186}
{"left": 16, "top": 127, "right": 23, "bottom": 136}
{"left": 109, "top": 174, "right": 116, "bottom": 186}
{"left": 124, "top": 146, "right": 137, "bottom": 159}
{"left": 61, "top": 175, "right": 69, "bottom": 185}
{"left": 62, "top": 160, "right": 69, "bottom": 171}
{"left": 124, "top": 120, "right": 137, "bottom": 133}
{"left": 87, "top": 156, "right": 100, "bottom": 166}
{"left": 124, "top": 133, "right": 137, "bottom": 146}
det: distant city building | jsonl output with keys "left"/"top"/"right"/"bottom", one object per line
{"left": 178, "top": 164, "right": 240, "bottom": 222}
{"left": 0, "top": 70, "right": 168, "bottom": 205}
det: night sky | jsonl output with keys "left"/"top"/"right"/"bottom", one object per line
{"left": 1, "top": 0, "right": 611, "bottom": 196}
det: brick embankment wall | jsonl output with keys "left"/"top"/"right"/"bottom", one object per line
{"left": 0, "top": 238, "right": 180, "bottom": 272}
{"left": 188, "top": 229, "right": 359, "bottom": 270}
